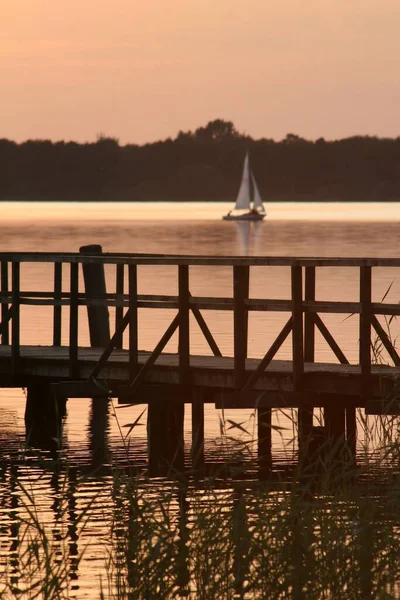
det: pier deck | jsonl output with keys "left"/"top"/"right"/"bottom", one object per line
{"left": 0, "top": 345, "right": 398, "bottom": 412}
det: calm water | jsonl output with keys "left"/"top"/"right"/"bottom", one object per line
{"left": 1, "top": 201, "right": 400, "bottom": 596}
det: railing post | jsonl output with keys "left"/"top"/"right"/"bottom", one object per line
{"left": 115, "top": 264, "right": 124, "bottom": 350}
{"left": 178, "top": 265, "right": 190, "bottom": 383}
{"left": 1, "top": 260, "right": 9, "bottom": 345}
{"left": 128, "top": 264, "right": 138, "bottom": 379}
{"left": 304, "top": 266, "right": 315, "bottom": 362}
{"left": 301, "top": 266, "right": 315, "bottom": 441}
{"left": 233, "top": 265, "right": 249, "bottom": 389}
{"left": 11, "top": 261, "right": 20, "bottom": 373}
{"left": 360, "top": 266, "right": 372, "bottom": 399}
{"left": 69, "top": 262, "right": 79, "bottom": 378}
{"left": 292, "top": 265, "right": 308, "bottom": 447}
{"left": 53, "top": 262, "right": 62, "bottom": 346}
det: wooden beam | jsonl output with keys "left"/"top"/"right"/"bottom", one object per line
{"left": 69, "top": 262, "right": 79, "bottom": 378}
{"left": 314, "top": 313, "right": 349, "bottom": 364}
{"left": 291, "top": 265, "right": 304, "bottom": 389}
{"left": 128, "top": 264, "right": 138, "bottom": 379}
{"left": 371, "top": 314, "right": 400, "bottom": 366}
{"left": 1, "top": 261, "right": 9, "bottom": 345}
{"left": 179, "top": 265, "right": 190, "bottom": 384}
{"left": 243, "top": 317, "right": 292, "bottom": 391}
{"left": 190, "top": 294, "right": 222, "bottom": 357}
{"left": 89, "top": 309, "right": 131, "bottom": 379}
{"left": 215, "top": 390, "right": 362, "bottom": 409}
{"left": 233, "top": 266, "right": 249, "bottom": 388}
{"left": 360, "top": 266, "right": 372, "bottom": 398}
{"left": 11, "top": 262, "right": 20, "bottom": 373}
{"left": 115, "top": 263, "right": 124, "bottom": 349}
{"left": 53, "top": 262, "right": 62, "bottom": 346}
{"left": 127, "top": 313, "right": 180, "bottom": 397}
{"left": 304, "top": 266, "right": 315, "bottom": 363}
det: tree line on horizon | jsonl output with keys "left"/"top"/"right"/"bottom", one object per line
{"left": 1, "top": 119, "right": 400, "bottom": 202}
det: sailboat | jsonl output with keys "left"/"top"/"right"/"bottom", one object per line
{"left": 223, "top": 151, "right": 266, "bottom": 221}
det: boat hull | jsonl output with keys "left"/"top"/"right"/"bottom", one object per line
{"left": 222, "top": 212, "right": 265, "bottom": 221}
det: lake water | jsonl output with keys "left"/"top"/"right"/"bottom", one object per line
{"left": 1, "top": 201, "right": 400, "bottom": 597}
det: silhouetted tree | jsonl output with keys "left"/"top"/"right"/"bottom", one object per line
{"left": 1, "top": 122, "right": 400, "bottom": 202}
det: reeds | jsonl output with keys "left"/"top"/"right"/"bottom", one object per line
{"left": 2, "top": 408, "right": 400, "bottom": 599}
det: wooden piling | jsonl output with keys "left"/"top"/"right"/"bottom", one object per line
{"left": 191, "top": 388, "right": 205, "bottom": 472}
{"left": 25, "top": 380, "right": 65, "bottom": 450}
{"left": 258, "top": 407, "right": 272, "bottom": 478}
{"left": 79, "top": 245, "right": 111, "bottom": 466}
{"left": 79, "top": 244, "right": 110, "bottom": 347}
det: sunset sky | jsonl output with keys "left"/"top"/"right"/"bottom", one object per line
{"left": 2, "top": 0, "right": 400, "bottom": 145}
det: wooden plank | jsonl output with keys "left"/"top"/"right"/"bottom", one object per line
{"left": 243, "top": 317, "right": 293, "bottom": 390}
{"left": 115, "top": 263, "right": 124, "bottom": 349}
{"left": 371, "top": 314, "right": 400, "bottom": 366}
{"left": 69, "top": 262, "right": 79, "bottom": 378}
{"left": 314, "top": 313, "right": 349, "bottom": 364}
{"left": 53, "top": 262, "right": 62, "bottom": 346}
{"left": 11, "top": 262, "right": 20, "bottom": 372}
{"left": 128, "top": 264, "right": 138, "bottom": 379}
{"left": 50, "top": 380, "right": 113, "bottom": 398}
{"left": 360, "top": 266, "right": 372, "bottom": 398}
{"left": 233, "top": 266, "right": 249, "bottom": 388}
{"left": 178, "top": 265, "right": 190, "bottom": 384}
{"left": 1, "top": 261, "right": 9, "bottom": 345}
{"left": 366, "top": 398, "right": 400, "bottom": 415}
{"left": 215, "top": 390, "right": 362, "bottom": 409}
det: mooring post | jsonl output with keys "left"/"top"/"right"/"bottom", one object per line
{"left": 79, "top": 245, "right": 111, "bottom": 464}
{"left": 79, "top": 244, "right": 110, "bottom": 347}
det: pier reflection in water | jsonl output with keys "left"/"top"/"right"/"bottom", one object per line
{"left": 0, "top": 202, "right": 400, "bottom": 596}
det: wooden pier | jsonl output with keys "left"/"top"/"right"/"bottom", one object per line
{"left": 1, "top": 250, "right": 400, "bottom": 475}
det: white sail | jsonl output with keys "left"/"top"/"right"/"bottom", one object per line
{"left": 234, "top": 152, "right": 251, "bottom": 210}
{"left": 251, "top": 172, "right": 266, "bottom": 214}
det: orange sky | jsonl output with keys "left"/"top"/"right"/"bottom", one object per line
{"left": 2, "top": 0, "right": 400, "bottom": 144}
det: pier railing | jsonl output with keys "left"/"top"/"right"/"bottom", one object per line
{"left": 1, "top": 252, "right": 400, "bottom": 399}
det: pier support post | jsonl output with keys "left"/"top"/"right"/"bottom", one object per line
{"left": 25, "top": 380, "right": 66, "bottom": 450}
{"left": 148, "top": 399, "right": 185, "bottom": 477}
{"left": 324, "top": 403, "right": 346, "bottom": 463}
{"left": 191, "top": 388, "right": 205, "bottom": 473}
{"left": 258, "top": 407, "right": 272, "bottom": 479}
